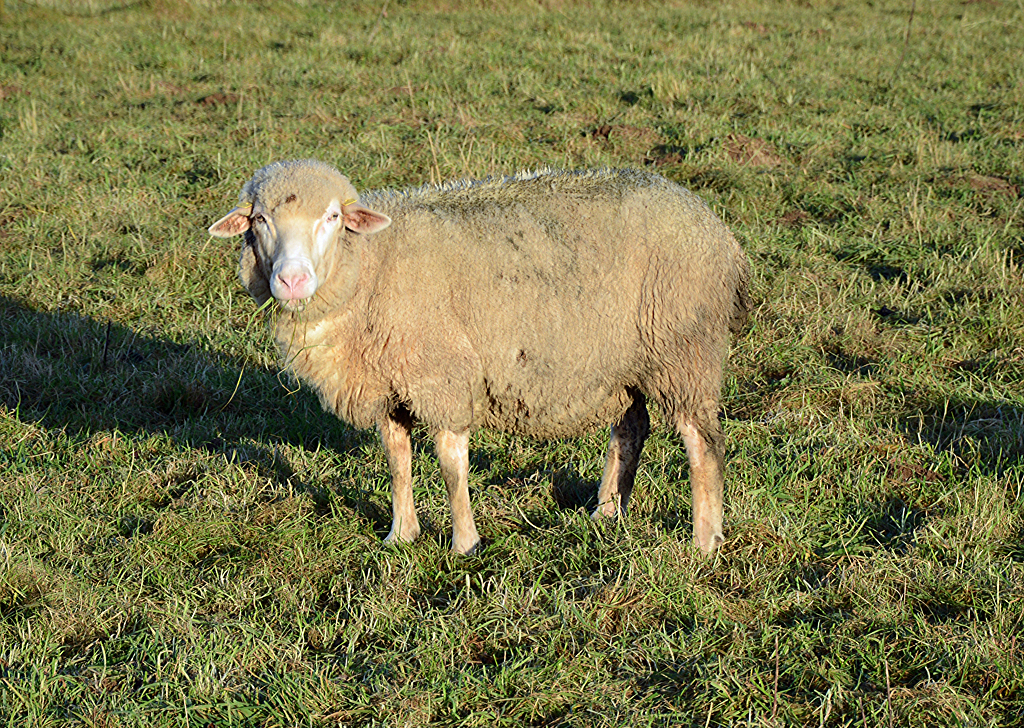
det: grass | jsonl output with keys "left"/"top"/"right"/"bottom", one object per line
{"left": 1, "top": 0, "right": 1023, "bottom": 724}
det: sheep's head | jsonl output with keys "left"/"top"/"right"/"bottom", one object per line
{"left": 209, "top": 160, "right": 391, "bottom": 311}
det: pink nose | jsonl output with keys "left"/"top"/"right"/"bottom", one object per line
{"left": 275, "top": 271, "right": 310, "bottom": 299}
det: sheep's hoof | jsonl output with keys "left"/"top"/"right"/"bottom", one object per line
{"left": 451, "top": 536, "right": 481, "bottom": 556}
{"left": 385, "top": 521, "right": 421, "bottom": 544}
{"left": 693, "top": 531, "right": 725, "bottom": 556}
{"left": 590, "top": 500, "right": 622, "bottom": 522}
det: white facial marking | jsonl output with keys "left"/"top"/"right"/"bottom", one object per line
{"left": 314, "top": 200, "right": 343, "bottom": 259}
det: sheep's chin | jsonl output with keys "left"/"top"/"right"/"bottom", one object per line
{"left": 276, "top": 297, "right": 310, "bottom": 312}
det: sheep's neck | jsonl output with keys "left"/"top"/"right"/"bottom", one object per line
{"left": 270, "top": 244, "right": 387, "bottom": 429}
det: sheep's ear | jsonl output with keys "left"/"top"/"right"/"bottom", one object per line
{"left": 343, "top": 204, "right": 391, "bottom": 235}
{"left": 209, "top": 204, "right": 253, "bottom": 238}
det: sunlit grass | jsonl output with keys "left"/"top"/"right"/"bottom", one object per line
{"left": 1, "top": 0, "right": 1022, "bottom": 725}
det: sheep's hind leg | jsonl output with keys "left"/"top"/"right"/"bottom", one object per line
{"left": 593, "top": 390, "right": 651, "bottom": 520}
{"left": 677, "top": 411, "right": 725, "bottom": 555}
{"left": 435, "top": 429, "right": 480, "bottom": 555}
{"left": 379, "top": 407, "right": 421, "bottom": 544}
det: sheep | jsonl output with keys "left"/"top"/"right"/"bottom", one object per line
{"left": 209, "top": 159, "right": 751, "bottom": 555}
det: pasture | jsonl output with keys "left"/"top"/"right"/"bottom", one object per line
{"left": 1, "top": 0, "right": 1022, "bottom": 725}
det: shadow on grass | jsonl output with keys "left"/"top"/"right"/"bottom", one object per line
{"left": 1000, "top": 529, "right": 1024, "bottom": 563}
{"left": 469, "top": 448, "right": 599, "bottom": 512}
{"left": 861, "top": 496, "right": 929, "bottom": 552}
{"left": 833, "top": 244, "right": 914, "bottom": 284}
{"left": 0, "top": 293, "right": 374, "bottom": 484}
{"left": 904, "top": 394, "right": 1024, "bottom": 477}
{"left": 548, "top": 467, "right": 598, "bottom": 511}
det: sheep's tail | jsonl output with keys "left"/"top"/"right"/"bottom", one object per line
{"left": 729, "top": 260, "right": 753, "bottom": 336}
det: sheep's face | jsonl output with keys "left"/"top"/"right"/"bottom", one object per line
{"left": 247, "top": 195, "right": 345, "bottom": 309}
{"left": 209, "top": 161, "right": 391, "bottom": 311}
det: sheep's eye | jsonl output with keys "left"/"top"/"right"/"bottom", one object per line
{"left": 252, "top": 213, "right": 266, "bottom": 226}
{"left": 327, "top": 212, "right": 340, "bottom": 222}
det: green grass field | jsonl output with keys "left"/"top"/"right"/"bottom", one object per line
{"left": 2, "top": 0, "right": 1023, "bottom": 724}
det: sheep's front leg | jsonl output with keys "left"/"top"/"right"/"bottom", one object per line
{"left": 677, "top": 413, "right": 725, "bottom": 555}
{"left": 593, "top": 390, "right": 650, "bottom": 520}
{"left": 379, "top": 407, "right": 420, "bottom": 544}
{"left": 435, "top": 429, "right": 480, "bottom": 555}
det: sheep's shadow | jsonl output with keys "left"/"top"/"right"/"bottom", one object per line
{"left": 466, "top": 424, "right": 700, "bottom": 540}
{"left": 0, "top": 294, "right": 373, "bottom": 496}
{"left": 470, "top": 449, "right": 597, "bottom": 513}
{"left": 549, "top": 467, "right": 599, "bottom": 511}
